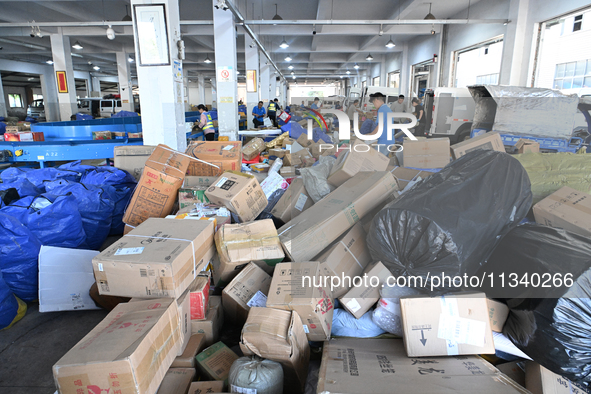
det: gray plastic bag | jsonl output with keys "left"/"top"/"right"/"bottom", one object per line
{"left": 229, "top": 356, "right": 284, "bottom": 394}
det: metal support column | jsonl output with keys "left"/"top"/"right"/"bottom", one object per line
{"left": 245, "top": 34, "right": 259, "bottom": 129}
{"left": 50, "top": 32, "right": 77, "bottom": 121}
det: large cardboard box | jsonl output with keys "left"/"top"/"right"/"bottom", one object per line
{"left": 242, "top": 137, "right": 265, "bottom": 161}
{"left": 516, "top": 139, "right": 540, "bottom": 154}
{"left": 53, "top": 299, "right": 181, "bottom": 394}
{"left": 497, "top": 362, "right": 526, "bottom": 388}
{"left": 156, "top": 368, "right": 195, "bottom": 394}
{"left": 270, "top": 178, "right": 314, "bottom": 224}
{"left": 123, "top": 144, "right": 192, "bottom": 227}
{"left": 192, "top": 296, "right": 223, "bottom": 347}
{"left": 171, "top": 333, "right": 206, "bottom": 368}
{"left": 487, "top": 299, "right": 510, "bottom": 333}
{"left": 316, "top": 223, "right": 371, "bottom": 298}
{"left": 240, "top": 308, "right": 310, "bottom": 394}
{"left": 525, "top": 362, "right": 585, "bottom": 394}
{"left": 222, "top": 262, "right": 272, "bottom": 324}
{"left": 390, "top": 166, "right": 435, "bottom": 190}
{"left": 92, "top": 218, "right": 215, "bottom": 299}
{"left": 327, "top": 140, "right": 389, "bottom": 187}
{"left": 214, "top": 219, "right": 284, "bottom": 286}
{"left": 533, "top": 186, "right": 591, "bottom": 237}
{"left": 317, "top": 338, "right": 529, "bottom": 394}
{"left": 195, "top": 341, "right": 239, "bottom": 382}
{"left": 114, "top": 145, "right": 157, "bottom": 181}
{"left": 450, "top": 131, "right": 504, "bottom": 159}
{"left": 205, "top": 171, "right": 268, "bottom": 222}
{"left": 400, "top": 293, "right": 496, "bottom": 357}
{"left": 403, "top": 137, "right": 451, "bottom": 169}
{"left": 185, "top": 141, "right": 242, "bottom": 177}
{"left": 278, "top": 171, "right": 398, "bottom": 262}
{"left": 266, "top": 262, "right": 334, "bottom": 341}
{"left": 188, "top": 381, "right": 224, "bottom": 394}
{"left": 339, "top": 261, "right": 392, "bottom": 318}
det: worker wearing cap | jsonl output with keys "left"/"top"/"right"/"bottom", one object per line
{"left": 268, "top": 98, "right": 278, "bottom": 127}
{"left": 368, "top": 92, "right": 393, "bottom": 156}
{"left": 197, "top": 104, "right": 215, "bottom": 141}
{"left": 252, "top": 101, "right": 266, "bottom": 128}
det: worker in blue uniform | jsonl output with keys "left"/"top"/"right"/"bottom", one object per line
{"left": 252, "top": 101, "right": 266, "bottom": 127}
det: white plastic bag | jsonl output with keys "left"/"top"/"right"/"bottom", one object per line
{"left": 371, "top": 285, "right": 421, "bottom": 336}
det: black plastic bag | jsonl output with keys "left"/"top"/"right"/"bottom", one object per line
{"left": 476, "top": 224, "right": 591, "bottom": 387}
{"left": 0, "top": 188, "right": 19, "bottom": 208}
{"left": 367, "top": 150, "right": 532, "bottom": 291}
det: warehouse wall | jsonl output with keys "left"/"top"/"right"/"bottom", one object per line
{"left": 385, "top": 52, "right": 403, "bottom": 74}
{"left": 3, "top": 86, "right": 27, "bottom": 118}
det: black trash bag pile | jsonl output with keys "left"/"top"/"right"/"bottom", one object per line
{"left": 367, "top": 150, "right": 532, "bottom": 291}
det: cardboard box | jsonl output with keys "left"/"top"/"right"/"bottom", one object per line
{"left": 5, "top": 125, "right": 25, "bottom": 132}
{"left": 156, "top": 368, "right": 195, "bottom": 394}
{"left": 516, "top": 139, "right": 540, "bottom": 154}
{"left": 282, "top": 137, "right": 296, "bottom": 148}
{"left": 497, "top": 362, "right": 526, "bottom": 388}
{"left": 266, "top": 262, "right": 334, "bottom": 341}
{"left": 171, "top": 333, "right": 206, "bottom": 368}
{"left": 92, "top": 218, "right": 215, "bottom": 299}
{"left": 260, "top": 171, "right": 289, "bottom": 199}
{"left": 92, "top": 131, "right": 112, "bottom": 140}
{"left": 123, "top": 144, "right": 192, "bottom": 227}
{"left": 450, "top": 131, "right": 505, "bottom": 159}
{"left": 182, "top": 175, "right": 219, "bottom": 188}
{"left": 114, "top": 145, "right": 157, "bottom": 181}
{"left": 390, "top": 166, "right": 434, "bottom": 190}
{"left": 128, "top": 132, "right": 143, "bottom": 139}
{"left": 213, "top": 219, "right": 284, "bottom": 286}
{"left": 192, "top": 296, "right": 223, "bottom": 347}
{"left": 296, "top": 133, "right": 313, "bottom": 148}
{"left": 112, "top": 131, "right": 127, "bottom": 139}
{"left": 188, "top": 381, "right": 224, "bottom": 394}
{"left": 403, "top": 137, "right": 451, "bottom": 169}
{"left": 317, "top": 223, "right": 372, "bottom": 298}
{"left": 190, "top": 275, "right": 210, "bottom": 321}
{"left": 317, "top": 338, "right": 529, "bottom": 394}
{"left": 178, "top": 186, "right": 209, "bottom": 210}
{"left": 270, "top": 178, "right": 314, "bottom": 224}
{"left": 339, "top": 261, "right": 392, "bottom": 318}
{"left": 269, "top": 148, "right": 288, "bottom": 158}
{"left": 240, "top": 308, "right": 310, "bottom": 394}
{"left": 222, "top": 262, "right": 272, "bottom": 324}
{"left": 3, "top": 131, "right": 45, "bottom": 142}
{"left": 205, "top": 171, "right": 268, "bottom": 223}
{"left": 525, "top": 362, "right": 585, "bottom": 394}
{"left": 400, "top": 293, "right": 496, "bottom": 357}
{"left": 242, "top": 137, "right": 265, "bottom": 161}
{"left": 290, "top": 148, "right": 314, "bottom": 168}
{"left": 280, "top": 166, "right": 297, "bottom": 177}
{"left": 195, "top": 341, "right": 239, "bottom": 382}
{"left": 278, "top": 171, "right": 398, "bottom": 262}
{"left": 186, "top": 141, "right": 242, "bottom": 177}
{"left": 487, "top": 299, "right": 510, "bottom": 333}
{"left": 53, "top": 299, "right": 181, "bottom": 394}
{"left": 533, "top": 186, "right": 591, "bottom": 237}
{"left": 250, "top": 163, "right": 270, "bottom": 173}
{"left": 310, "top": 142, "right": 337, "bottom": 159}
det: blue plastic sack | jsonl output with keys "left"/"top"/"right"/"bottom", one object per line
{"left": 360, "top": 119, "right": 376, "bottom": 135}
{"left": 24, "top": 117, "right": 38, "bottom": 123}
{"left": 209, "top": 110, "right": 218, "bottom": 120}
{"left": 58, "top": 160, "right": 97, "bottom": 175}
{"left": 1, "top": 167, "right": 34, "bottom": 183}
{"left": 0, "top": 213, "right": 42, "bottom": 302}
{"left": 0, "top": 188, "right": 19, "bottom": 208}
{"left": 0, "top": 196, "right": 35, "bottom": 223}
{"left": 45, "top": 180, "right": 115, "bottom": 250}
{"left": 0, "top": 179, "right": 41, "bottom": 198}
{"left": 76, "top": 113, "right": 93, "bottom": 120}
{"left": 0, "top": 271, "right": 21, "bottom": 330}
{"left": 111, "top": 111, "right": 139, "bottom": 118}
{"left": 286, "top": 121, "right": 306, "bottom": 139}
{"left": 331, "top": 308, "right": 386, "bottom": 338}
{"left": 81, "top": 166, "right": 136, "bottom": 188}
{"left": 4, "top": 167, "right": 80, "bottom": 189}
{"left": 313, "top": 128, "right": 331, "bottom": 144}
{"left": 0, "top": 122, "right": 6, "bottom": 135}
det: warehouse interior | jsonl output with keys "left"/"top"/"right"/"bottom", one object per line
{"left": 1, "top": 0, "right": 591, "bottom": 393}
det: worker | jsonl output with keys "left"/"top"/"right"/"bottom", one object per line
{"left": 390, "top": 95, "right": 406, "bottom": 113}
{"left": 335, "top": 101, "right": 342, "bottom": 110}
{"left": 311, "top": 97, "right": 321, "bottom": 109}
{"left": 197, "top": 104, "right": 215, "bottom": 141}
{"left": 252, "top": 101, "right": 266, "bottom": 128}
{"left": 367, "top": 92, "right": 393, "bottom": 156}
{"left": 411, "top": 98, "right": 427, "bottom": 136}
{"left": 347, "top": 99, "right": 362, "bottom": 128}
{"left": 268, "top": 98, "right": 278, "bottom": 128}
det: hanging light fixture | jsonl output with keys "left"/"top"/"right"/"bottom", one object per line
{"left": 122, "top": 5, "right": 132, "bottom": 21}
{"left": 385, "top": 36, "right": 396, "bottom": 48}
{"left": 291, "top": 71, "right": 295, "bottom": 75}
{"left": 279, "top": 36, "right": 289, "bottom": 49}
{"left": 204, "top": 54, "right": 212, "bottom": 63}
{"left": 93, "top": 65, "right": 100, "bottom": 71}
{"left": 424, "top": 3, "right": 436, "bottom": 20}
{"left": 272, "top": 4, "right": 283, "bottom": 20}
{"left": 346, "top": 70, "right": 351, "bottom": 75}
{"left": 127, "top": 56, "right": 134, "bottom": 63}
{"left": 292, "top": 75, "right": 296, "bottom": 79}
{"left": 46, "top": 59, "right": 54, "bottom": 65}
{"left": 71, "top": 41, "right": 83, "bottom": 50}
{"left": 288, "top": 65, "right": 294, "bottom": 70}
{"left": 354, "top": 64, "right": 359, "bottom": 69}
{"left": 285, "top": 56, "right": 292, "bottom": 62}
{"left": 366, "top": 54, "right": 374, "bottom": 61}
{"left": 106, "top": 25, "right": 115, "bottom": 40}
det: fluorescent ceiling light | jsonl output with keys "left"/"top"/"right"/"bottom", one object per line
{"left": 46, "top": 60, "right": 54, "bottom": 65}
{"left": 279, "top": 36, "right": 289, "bottom": 49}
{"left": 285, "top": 56, "right": 292, "bottom": 62}
{"left": 385, "top": 36, "right": 396, "bottom": 48}
{"left": 71, "top": 41, "right": 83, "bottom": 50}
{"left": 204, "top": 55, "right": 212, "bottom": 63}
{"left": 366, "top": 54, "right": 373, "bottom": 61}
{"left": 288, "top": 65, "right": 294, "bottom": 70}
{"left": 93, "top": 65, "right": 100, "bottom": 70}
{"left": 354, "top": 63, "right": 359, "bottom": 69}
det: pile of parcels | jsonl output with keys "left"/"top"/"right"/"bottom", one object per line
{"left": 0, "top": 122, "right": 45, "bottom": 142}
{"left": 92, "top": 131, "right": 143, "bottom": 140}
{"left": 51, "top": 130, "right": 591, "bottom": 394}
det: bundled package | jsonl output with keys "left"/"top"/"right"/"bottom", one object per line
{"left": 367, "top": 150, "right": 532, "bottom": 291}
{"left": 228, "top": 357, "right": 284, "bottom": 394}
{"left": 242, "top": 137, "right": 266, "bottom": 161}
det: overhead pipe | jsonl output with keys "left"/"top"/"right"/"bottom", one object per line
{"left": 243, "top": 19, "right": 509, "bottom": 25}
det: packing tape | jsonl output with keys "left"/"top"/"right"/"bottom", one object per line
{"left": 340, "top": 240, "right": 363, "bottom": 269}
{"left": 126, "top": 235, "right": 198, "bottom": 279}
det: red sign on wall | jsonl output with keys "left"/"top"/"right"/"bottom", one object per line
{"left": 56, "top": 71, "right": 68, "bottom": 93}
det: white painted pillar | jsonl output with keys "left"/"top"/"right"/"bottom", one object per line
{"left": 270, "top": 74, "right": 277, "bottom": 102}
{"left": 91, "top": 75, "right": 101, "bottom": 96}
{"left": 0, "top": 73, "right": 6, "bottom": 118}
{"left": 50, "top": 33, "right": 77, "bottom": 121}
{"left": 116, "top": 52, "right": 134, "bottom": 112}
{"left": 197, "top": 75, "right": 206, "bottom": 104}
{"left": 380, "top": 57, "right": 387, "bottom": 88}
{"left": 259, "top": 56, "right": 270, "bottom": 105}
{"left": 245, "top": 35, "right": 259, "bottom": 129}
{"left": 131, "top": 0, "right": 186, "bottom": 151}
{"left": 39, "top": 70, "right": 59, "bottom": 121}
{"left": 183, "top": 68, "right": 190, "bottom": 111}
{"left": 401, "top": 43, "right": 410, "bottom": 99}
{"left": 500, "top": 0, "right": 530, "bottom": 86}
{"left": 213, "top": 2, "right": 238, "bottom": 140}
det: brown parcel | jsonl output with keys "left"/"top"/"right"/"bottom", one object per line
{"left": 182, "top": 175, "right": 220, "bottom": 188}
{"left": 317, "top": 338, "right": 528, "bottom": 394}
{"left": 92, "top": 218, "right": 215, "bottom": 299}
{"left": 266, "top": 262, "right": 334, "bottom": 341}
{"left": 278, "top": 171, "right": 398, "bottom": 262}
{"left": 269, "top": 148, "right": 287, "bottom": 159}
{"left": 114, "top": 145, "right": 157, "bottom": 181}
{"left": 242, "top": 137, "right": 266, "bottom": 161}
{"left": 171, "top": 333, "right": 206, "bottom": 368}
{"left": 525, "top": 361, "right": 586, "bottom": 394}
{"left": 497, "top": 361, "right": 526, "bottom": 388}
{"left": 487, "top": 298, "right": 510, "bottom": 333}
{"left": 222, "top": 262, "right": 272, "bottom": 324}
{"left": 204, "top": 171, "right": 268, "bottom": 223}
{"left": 185, "top": 141, "right": 242, "bottom": 177}
{"left": 310, "top": 142, "right": 337, "bottom": 159}
{"left": 195, "top": 341, "right": 239, "bottom": 381}
{"left": 327, "top": 140, "right": 389, "bottom": 187}
{"left": 533, "top": 186, "right": 591, "bottom": 238}
{"left": 156, "top": 368, "right": 195, "bottom": 394}
{"left": 339, "top": 261, "right": 392, "bottom": 318}
{"left": 296, "top": 133, "right": 313, "bottom": 147}
{"left": 389, "top": 166, "right": 434, "bottom": 190}
{"left": 403, "top": 137, "right": 451, "bottom": 169}
{"left": 53, "top": 299, "right": 181, "bottom": 394}
{"left": 240, "top": 307, "right": 310, "bottom": 394}
{"left": 515, "top": 139, "right": 540, "bottom": 154}
{"left": 317, "top": 222, "right": 372, "bottom": 298}
{"left": 400, "top": 292, "right": 496, "bottom": 357}
{"left": 192, "top": 296, "right": 223, "bottom": 347}
{"left": 450, "top": 131, "right": 504, "bottom": 159}
{"left": 280, "top": 166, "right": 297, "bottom": 177}
{"left": 188, "top": 381, "right": 224, "bottom": 394}
{"left": 270, "top": 178, "right": 314, "bottom": 224}
{"left": 123, "top": 144, "right": 192, "bottom": 227}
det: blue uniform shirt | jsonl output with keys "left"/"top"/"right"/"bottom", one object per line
{"left": 376, "top": 104, "right": 394, "bottom": 146}
{"left": 311, "top": 102, "right": 319, "bottom": 109}
{"left": 252, "top": 106, "right": 266, "bottom": 121}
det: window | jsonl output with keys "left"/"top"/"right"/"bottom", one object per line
{"left": 554, "top": 59, "right": 591, "bottom": 89}
{"left": 116, "top": 100, "right": 122, "bottom": 108}
{"left": 387, "top": 71, "right": 400, "bottom": 88}
{"left": 475, "top": 73, "right": 499, "bottom": 85}
{"left": 33, "top": 94, "right": 43, "bottom": 101}
{"left": 101, "top": 100, "right": 113, "bottom": 108}
{"left": 574, "top": 14, "right": 583, "bottom": 32}
{"left": 8, "top": 94, "right": 23, "bottom": 108}
{"left": 372, "top": 77, "right": 381, "bottom": 86}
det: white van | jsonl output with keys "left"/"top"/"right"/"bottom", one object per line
{"left": 77, "top": 98, "right": 122, "bottom": 118}
{"left": 423, "top": 87, "right": 476, "bottom": 143}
